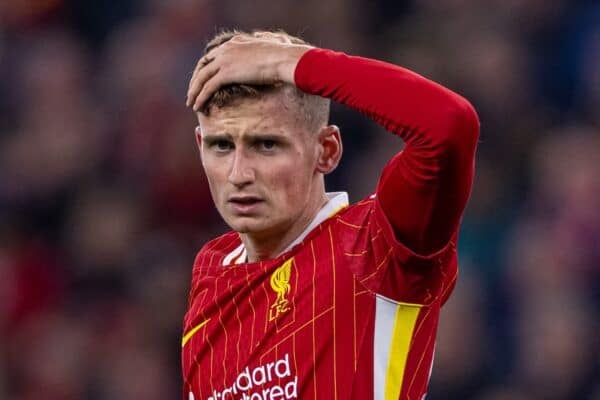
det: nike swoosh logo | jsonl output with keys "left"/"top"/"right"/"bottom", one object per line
{"left": 182, "top": 318, "right": 210, "bottom": 348}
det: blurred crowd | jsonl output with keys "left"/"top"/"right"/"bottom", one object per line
{"left": 0, "top": 0, "right": 598, "bottom": 399}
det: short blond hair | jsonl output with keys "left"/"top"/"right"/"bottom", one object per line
{"left": 200, "top": 29, "right": 330, "bottom": 132}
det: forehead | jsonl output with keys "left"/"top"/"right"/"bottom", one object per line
{"left": 198, "top": 93, "right": 304, "bottom": 137}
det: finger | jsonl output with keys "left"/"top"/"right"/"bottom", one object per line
{"left": 190, "top": 55, "right": 214, "bottom": 82}
{"left": 187, "top": 49, "right": 219, "bottom": 105}
{"left": 192, "top": 71, "right": 221, "bottom": 112}
{"left": 193, "top": 71, "right": 222, "bottom": 112}
{"left": 203, "top": 54, "right": 216, "bottom": 66}
{"left": 193, "top": 56, "right": 209, "bottom": 72}
{"left": 187, "top": 65, "right": 204, "bottom": 106}
{"left": 186, "top": 69, "right": 202, "bottom": 107}
{"left": 188, "top": 55, "right": 214, "bottom": 86}
{"left": 187, "top": 59, "right": 218, "bottom": 107}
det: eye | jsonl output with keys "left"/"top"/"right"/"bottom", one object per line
{"left": 258, "top": 139, "right": 277, "bottom": 151}
{"left": 213, "top": 140, "right": 234, "bottom": 152}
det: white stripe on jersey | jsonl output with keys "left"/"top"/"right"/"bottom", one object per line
{"left": 374, "top": 295, "right": 397, "bottom": 399}
{"left": 222, "top": 242, "right": 245, "bottom": 266}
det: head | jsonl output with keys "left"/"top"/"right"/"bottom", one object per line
{"left": 199, "top": 28, "right": 329, "bottom": 127}
{"left": 195, "top": 29, "right": 342, "bottom": 241}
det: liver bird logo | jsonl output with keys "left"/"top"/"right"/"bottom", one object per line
{"left": 269, "top": 258, "right": 293, "bottom": 321}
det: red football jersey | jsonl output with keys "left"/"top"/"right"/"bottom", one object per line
{"left": 182, "top": 194, "right": 458, "bottom": 400}
{"left": 182, "top": 48, "right": 479, "bottom": 399}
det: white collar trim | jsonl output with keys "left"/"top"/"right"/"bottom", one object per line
{"left": 222, "top": 192, "right": 349, "bottom": 265}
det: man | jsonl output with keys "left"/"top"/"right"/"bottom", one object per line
{"left": 183, "top": 29, "right": 479, "bottom": 400}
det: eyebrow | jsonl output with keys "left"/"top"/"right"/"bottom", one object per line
{"left": 201, "top": 132, "right": 288, "bottom": 144}
{"left": 201, "top": 132, "right": 233, "bottom": 144}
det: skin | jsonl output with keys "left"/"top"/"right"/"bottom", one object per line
{"left": 186, "top": 32, "right": 310, "bottom": 111}
{"left": 190, "top": 34, "right": 342, "bottom": 262}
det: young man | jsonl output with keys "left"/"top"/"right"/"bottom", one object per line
{"left": 183, "top": 30, "right": 479, "bottom": 400}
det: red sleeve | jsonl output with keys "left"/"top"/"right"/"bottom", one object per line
{"left": 294, "top": 48, "right": 480, "bottom": 255}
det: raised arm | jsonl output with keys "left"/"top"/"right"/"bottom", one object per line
{"left": 294, "top": 49, "right": 480, "bottom": 254}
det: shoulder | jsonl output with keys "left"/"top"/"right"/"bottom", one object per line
{"left": 193, "top": 231, "right": 241, "bottom": 268}
{"left": 334, "top": 194, "right": 378, "bottom": 229}
{"left": 319, "top": 194, "right": 379, "bottom": 253}
{"left": 336, "top": 194, "right": 459, "bottom": 305}
{"left": 335, "top": 192, "right": 458, "bottom": 270}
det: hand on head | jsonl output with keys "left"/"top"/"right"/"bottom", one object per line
{"left": 186, "top": 33, "right": 313, "bottom": 112}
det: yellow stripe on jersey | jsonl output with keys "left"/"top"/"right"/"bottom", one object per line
{"left": 373, "top": 296, "right": 422, "bottom": 400}
{"left": 181, "top": 318, "right": 210, "bottom": 348}
{"left": 385, "top": 303, "right": 421, "bottom": 400}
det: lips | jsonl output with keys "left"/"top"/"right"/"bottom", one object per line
{"left": 227, "top": 195, "right": 264, "bottom": 214}
{"left": 228, "top": 195, "right": 263, "bottom": 204}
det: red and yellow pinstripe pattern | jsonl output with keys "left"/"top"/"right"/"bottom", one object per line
{"left": 182, "top": 196, "right": 456, "bottom": 399}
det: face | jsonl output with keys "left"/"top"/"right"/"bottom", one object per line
{"left": 197, "top": 94, "right": 330, "bottom": 240}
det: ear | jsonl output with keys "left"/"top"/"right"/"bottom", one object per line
{"left": 315, "top": 125, "right": 342, "bottom": 174}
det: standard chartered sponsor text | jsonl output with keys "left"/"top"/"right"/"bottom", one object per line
{"left": 205, "top": 353, "right": 298, "bottom": 400}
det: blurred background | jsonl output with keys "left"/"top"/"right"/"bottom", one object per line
{"left": 0, "top": 0, "right": 598, "bottom": 399}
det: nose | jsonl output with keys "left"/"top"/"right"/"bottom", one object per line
{"left": 228, "top": 148, "right": 255, "bottom": 187}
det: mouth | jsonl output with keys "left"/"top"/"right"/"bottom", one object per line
{"left": 227, "top": 196, "right": 265, "bottom": 214}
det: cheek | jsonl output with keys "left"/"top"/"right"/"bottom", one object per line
{"left": 268, "top": 160, "right": 312, "bottom": 202}
{"left": 202, "top": 163, "right": 227, "bottom": 200}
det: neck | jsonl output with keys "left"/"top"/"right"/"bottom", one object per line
{"left": 241, "top": 191, "right": 328, "bottom": 263}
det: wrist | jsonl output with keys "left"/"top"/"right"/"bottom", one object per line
{"left": 278, "top": 45, "right": 314, "bottom": 85}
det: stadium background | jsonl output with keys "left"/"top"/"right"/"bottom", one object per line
{"left": 0, "top": 0, "right": 598, "bottom": 398}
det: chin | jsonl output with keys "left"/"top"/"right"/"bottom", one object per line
{"left": 231, "top": 225, "right": 252, "bottom": 234}
{"left": 225, "top": 216, "right": 267, "bottom": 234}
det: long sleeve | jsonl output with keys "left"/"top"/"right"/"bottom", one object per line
{"left": 294, "top": 48, "right": 480, "bottom": 255}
